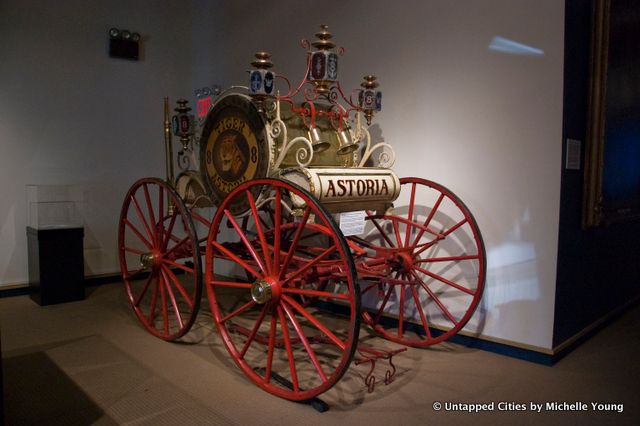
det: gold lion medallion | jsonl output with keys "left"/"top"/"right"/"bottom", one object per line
{"left": 200, "top": 95, "right": 268, "bottom": 214}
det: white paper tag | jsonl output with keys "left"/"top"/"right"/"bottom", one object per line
{"left": 339, "top": 210, "right": 366, "bottom": 236}
{"left": 565, "top": 138, "right": 581, "bottom": 170}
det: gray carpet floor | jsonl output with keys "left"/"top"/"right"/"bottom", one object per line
{"left": 1, "top": 283, "right": 638, "bottom": 425}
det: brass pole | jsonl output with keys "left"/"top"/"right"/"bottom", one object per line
{"left": 582, "top": 0, "right": 610, "bottom": 228}
{"left": 163, "top": 97, "right": 175, "bottom": 186}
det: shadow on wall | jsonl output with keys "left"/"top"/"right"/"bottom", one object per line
{"left": 358, "top": 178, "right": 488, "bottom": 340}
{"left": 356, "top": 124, "right": 390, "bottom": 168}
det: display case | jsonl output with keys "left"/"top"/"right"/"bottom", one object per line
{"left": 26, "top": 185, "right": 84, "bottom": 305}
{"left": 26, "top": 185, "right": 83, "bottom": 229}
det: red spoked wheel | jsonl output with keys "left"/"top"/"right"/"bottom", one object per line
{"left": 205, "top": 178, "right": 360, "bottom": 401}
{"left": 352, "top": 177, "right": 485, "bottom": 347}
{"left": 118, "top": 177, "right": 202, "bottom": 341}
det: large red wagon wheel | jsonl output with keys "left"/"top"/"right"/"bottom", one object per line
{"left": 118, "top": 177, "right": 202, "bottom": 341}
{"left": 354, "top": 177, "right": 485, "bottom": 347}
{"left": 205, "top": 178, "right": 360, "bottom": 401}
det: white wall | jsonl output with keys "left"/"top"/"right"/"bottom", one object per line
{"left": 191, "top": 0, "right": 564, "bottom": 349}
{"left": 0, "top": 0, "right": 565, "bottom": 350}
{"left": 0, "top": 1, "right": 192, "bottom": 284}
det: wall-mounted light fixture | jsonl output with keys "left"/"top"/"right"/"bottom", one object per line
{"left": 109, "top": 28, "right": 141, "bottom": 60}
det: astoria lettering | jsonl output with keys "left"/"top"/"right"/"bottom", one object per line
{"left": 324, "top": 178, "right": 389, "bottom": 198}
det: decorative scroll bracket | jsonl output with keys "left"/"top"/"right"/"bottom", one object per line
{"left": 270, "top": 98, "right": 315, "bottom": 170}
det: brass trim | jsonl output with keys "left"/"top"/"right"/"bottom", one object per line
{"left": 140, "top": 252, "right": 158, "bottom": 269}
{"left": 251, "top": 280, "right": 272, "bottom": 304}
{"left": 163, "top": 97, "right": 175, "bottom": 186}
{"left": 582, "top": 0, "right": 610, "bottom": 228}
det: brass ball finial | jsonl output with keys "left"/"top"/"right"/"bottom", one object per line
{"left": 251, "top": 51, "right": 274, "bottom": 69}
{"left": 312, "top": 24, "right": 335, "bottom": 50}
{"left": 361, "top": 75, "right": 379, "bottom": 89}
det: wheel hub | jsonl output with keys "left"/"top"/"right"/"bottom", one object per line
{"left": 395, "top": 251, "right": 415, "bottom": 274}
{"left": 251, "top": 279, "right": 273, "bottom": 304}
{"left": 140, "top": 252, "right": 160, "bottom": 269}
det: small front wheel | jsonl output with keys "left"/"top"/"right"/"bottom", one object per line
{"left": 118, "top": 178, "right": 202, "bottom": 341}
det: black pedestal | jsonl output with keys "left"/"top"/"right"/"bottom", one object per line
{"left": 27, "top": 226, "right": 85, "bottom": 305}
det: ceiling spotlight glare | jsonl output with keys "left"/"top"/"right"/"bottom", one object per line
{"left": 122, "top": 30, "right": 131, "bottom": 40}
{"left": 131, "top": 32, "right": 140, "bottom": 42}
{"left": 109, "top": 28, "right": 120, "bottom": 38}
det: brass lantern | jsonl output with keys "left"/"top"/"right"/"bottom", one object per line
{"left": 307, "top": 25, "right": 339, "bottom": 95}
{"left": 358, "top": 75, "right": 382, "bottom": 125}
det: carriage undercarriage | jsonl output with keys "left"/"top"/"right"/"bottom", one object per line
{"left": 118, "top": 26, "right": 485, "bottom": 406}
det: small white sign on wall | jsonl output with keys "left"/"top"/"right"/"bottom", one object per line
{"left": 565, "top": 139, "right": 581, "bottom": 170}
{"left": 339, "top": 210, "right": 366, "bottom": 236}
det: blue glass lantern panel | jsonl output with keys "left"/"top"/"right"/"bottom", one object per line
{"left": 327, "top": 53, "right": 338, "bottom": 80}
{"left": 263, "top": 71, "right": 275, "bottom": 94}
{"left": 250, "top": 70, "right": 263, "bottom": 94}
{"left": 310, "top": 52, "right": 327, "bottom": 80}
{"left": 362, "top": 90, "right": 376, "bottom": 109}
{"left": 249, "top": 70, "right": 276, "bottom": 95}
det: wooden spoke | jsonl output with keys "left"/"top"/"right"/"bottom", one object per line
{"left": 162, "top": 265, "right": 194, "bottom": 309}
{"left": 247, "top": 190, "right": 272, "bottom": 275}
{"left": 282, "top": 295, "right": 346, "bottom": 351}
{"left": 264, "top": 312, "right": 278, "bottom": 384}
{"left": 414, "top": 265, "right": 476, "bottom": 295}
{"left": 282, "top": 301, "right": 328, "bottom": 383}
{"left": 277, "top": 305, "right": 299, "bottom": 392}
{"left": 221, "top": 300, "right": 257, "bottom": 323}
{"left": 131, "top": 194, "right": 155, "bottom": 245}
{"left": 281, "top": 245, "right": 336, "bottom": 285}
{"left": 278, "top": 207, "right": 311, "bottom": 279}
{"left": 124, "top": 219, "right": 152, "bottom": 250}
{"left": 211, "top": 241, "right": 261, "bottom": 278}
{"left": 161, "top": 268, "right": 184, "bottom": 330}
{"left": 412, "top": 271, "right": 457, "bottom": 325}
{"left": 240, "top": 305, "right": 269, "bottom": 358}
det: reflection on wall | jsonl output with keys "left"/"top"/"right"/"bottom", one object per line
{"left": 489, "top": 36, "right": 544, "bottom": 56}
